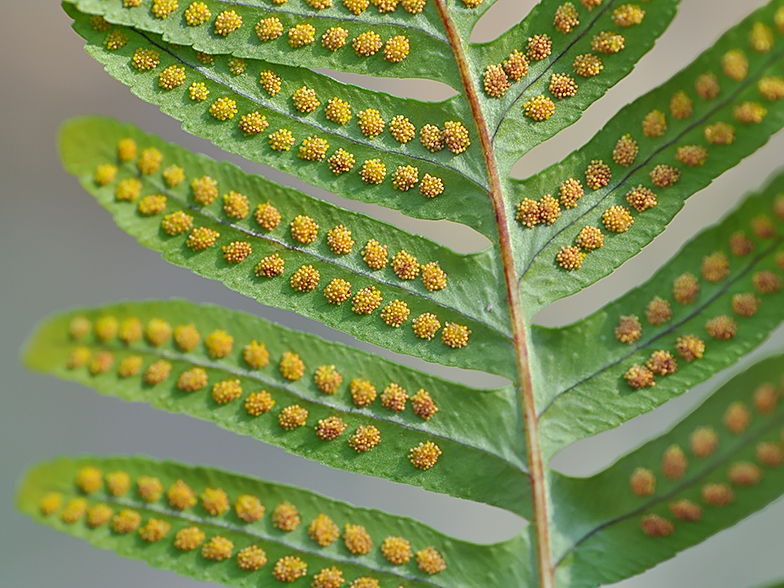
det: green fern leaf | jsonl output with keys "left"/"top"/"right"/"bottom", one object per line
{"left": 549, "top": 350, "right": 784, "bottom": 587}
{"left": 535, "top": 167, "right": 784, "bottom": 458}
{"left": 512, "top": 0, "right": 784, "bottom": 313}
{"left": 23, "top": 299, "right": 528, "bottom": 512}
{"left": 17, "top": 455, "right": 531, "bottom": 587}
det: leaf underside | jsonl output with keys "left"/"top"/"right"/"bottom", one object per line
{"left": 17, "top": 455, "right": 531, "bottom": 588}
{"left": 24, "top": 299, "right": 529, "bottom": 514}
{"left": 19, "top": 0, "right": 784, "bottom": 587}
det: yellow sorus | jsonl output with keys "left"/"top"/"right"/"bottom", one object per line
{"left": 75, "top": 466, "right": 104, "bottom": 494}
{"left": 353, "top": 31, "right": 383, "bottom": 56}
{"left": 200, "top": 487, "right": 230, "bottom": 516}
{"left": 573, "top": 53, "right": 603, "bottom": 77}
{"left": 420, "top": 174, "right": 444, "bottom": 198}
{"left": 174, "top": 526, "right": 206, "bottom": 551}
{"left": 255, "top": 253, "right": 285, "bottom": 278}
{"left": 161, "top": 210, "right": 194, "bottom": 235}
{"left": 254, "top": 202, "right": 282, "bottom": 231}
{"left": 237, "top": 545, "right": 267, "bottom": 571}
{"left": 214, "top": 10, "right": 242, "bottom": 36}
{"left": 134, "top": 476, "right": 164, "bottom": 504}
{"left": 352, "top": 286, "right": 383, "bottom": 315}
{"left": 344, "top": 523, "right": 373, "bottom": 554}
{"left": 244, "top": 390, "right": 275, "bottom": 416}
{"left": 212, "top": 379, "right": 243, "bottom": 404}
{"left": 315, "top": 416, "right": 348, "bottom": 440}
{"left": 389, "top": 115, "right": 416, "bottom": 143}
{"left": 392, "top": 165, "right": 419, "bottom": 191}
{"left": 173, "top": 324, "right": 201, "bottom": 354}
{"left": 209, "top": 97, "right": 238, "bottom": 121}
{"left": 177, "top": 367, "right": 209, "bottom": 392}
{"left": 288, "top": 23, "right": 316, "bottom": 48}
{"left": 325, "top": 97, "right": 353, "bottom": 125}
{"left": 527, "top": 34, "right": 552, "bottom": 60}
{"left": 138, "top": 518, "right": 171, "bottom": 542}
{"left": 384, "top": 35, "right": 410, "bottom": 63}
{"left": 268, "top": 129, "right": 295, "bottom": 151}
{"left": 349, "top": 425, "right": 381, "bottom": 452}
{"left": 279, "top": 404, "right": 309, "bottom": 430}
{"left": 441, "top": 322, "right": 470, "bottom": 348}
{"left": 381, "top": 536, "right": 412, "bottom": 564}
{"left": 143, "top": 359, "right": 172, "bottom": 385}
{"left": 324, "top": 278, "right": 352, "bottom": 305}
{"left": 327, "top": 225, "right": 354, "bottom": 254}
{"left": 357, "top": 109, "right": 385, "bottom": 138}
{"left": 417, "top": 546, "right": 447, "bottom": 575}
{"left": 151, "top": 0, "right": 178, "bottom": 19}
{"left": 167, "top": 479, "right": 198, "bottom": 510}
{"left": 259, "top": 70, "right": 282, "bottom": 96}
{"left": 186, "top": 226, "right": 220, "bottom": 251}
{"left": 308, "top": 513, "right": 340, "bottom": 546}
{"left": 184, "top": 2, "right": 211, "bottom": 25}
{"left": 243, "top": 339, "right": 270, "bottom": 369}
{"left": 272, "top": 501, "right": 300, "bottom": 531}
{"left": 298, "top": 136, "right": 330, "bottom": 161}
{"left": 359, "top": 159, "right": 386, "bottom": 184}
{"left": 136, "top": 148, "right": 163, "bottom": 176}
{"left": 205, "top": 329, "right": 233, "bottom": 358}
{"left": 93, "top": 163, "right": 118, "bottom": 186}
{"left": 223, "top": 190, "right": 249, "bottom": 219}
{"left": 412, "top": 312, "right": 440, "bottom": 340}
{"left": 202, "top": 535, "right": 234, "bottom": 560}
{"left": 483, "top": 64, "right": 511, "bottom": 98}
{"left": 255, "top": 17, "right": 283, "bottom": 42}
{"left": 280, "top": 351, "right": 306, "bottom": 380}
{"left": 103, "top": 30, "right": 129, "bottom": 51}
{"left": 111, "top": 509, "right": 142, "bottom": 533}
{"left": 350, "top": 378, "right": 377, "bottom": 406}
{"left": 409, "top": 441, "right": 442, "bottom": 470}
{"left": 381, "top": 299, "right": 410, "bottom": 327}
{"left": 115, "top": 177, "right": 142, "bottom": 202}
{"left": 188, "top": 82, "right": 209, "bottom": 102}
{"left": 235, "top": 494, "right": 265, "bottom": 522}
{"left": 272, "top": 556, "right": 308, "bottom": 582}
{"left": 238, "top": 111, "right": 269, "bottom": 136}
{"left": 322, "top": 27, "right": 349, "bottom": 51}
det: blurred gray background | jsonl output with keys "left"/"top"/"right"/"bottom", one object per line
{"left": 3, "top": 0, "right": 784, "bottom": 586}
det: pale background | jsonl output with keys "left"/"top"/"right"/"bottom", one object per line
{"left": 2, "top": 0, "right": 784, "bottom": 586}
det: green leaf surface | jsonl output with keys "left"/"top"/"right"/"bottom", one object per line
{"left": 67, "top": 0, "right": 463, "bottom": 86}
{"left": 511, "top": 0, "right": 784, "bottom": 315}
{"left": 533, "top": 167, "right": 784, "bottom": 459}
{"left": 65, "top": 3, "right": 499, "bottom": 236}
{"left": 23, "top": 300, "right": 529, "bottom": 514}
{"left": 17, "top": 455, "right": 532, "bottom": 588}
{"left": 549, "top": 351, "right": 784, "bottom": 588}
{"left": 60, "top": 116, "right": 515, "bottom": 375}
{"left": 475, "top": 0, "right": 680, "bottom": 172}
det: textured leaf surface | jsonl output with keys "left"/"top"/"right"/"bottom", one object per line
{"left": 512, "top": 0, "right": 784, "bottom": 315}
{"left": 69, "top": 0, "right": 462, "bottom": 86}
{"left": 534, "top": 168, "right": 784, "bottom": 459}
{"left": 24, "top": 300, "right": 529, "bottom": 513}
{"left": 549, "top": 351, "right": 784, "bottom": 587}
{"left": 475, "top": 0, "right": 680, "bottom": 172}
{"left": 60, "top": 116, "right": 515, "bottom": 375}
{"left": 65, "top": 3, "right": 499, "bottom": 236}
{"left": 17, "top": 455, "right": 532, "bottom": 588}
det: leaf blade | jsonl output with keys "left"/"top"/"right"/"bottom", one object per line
{"left": 18, "top": 455, "right": 532, "bottom": 588}
{"left": 549, "top": 351, "right": 784, "bottom": 587}
{"left": 535, "top": 166, "right": 784, "bottom": 458}
{"left": 60, "top": 115, "right": 515, "bottom": 375}
{"left": 24, "top": 299, "right": 529, "bottom": 514}
{"left": 511, "top": 0, "right": 784, "bottom": 314}
{"left": 65, "top": 3, "right": 498, "bottom": 235}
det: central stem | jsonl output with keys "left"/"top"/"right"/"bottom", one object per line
{"left": 431, "top": 3, "right": 554, "bottom": 587}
